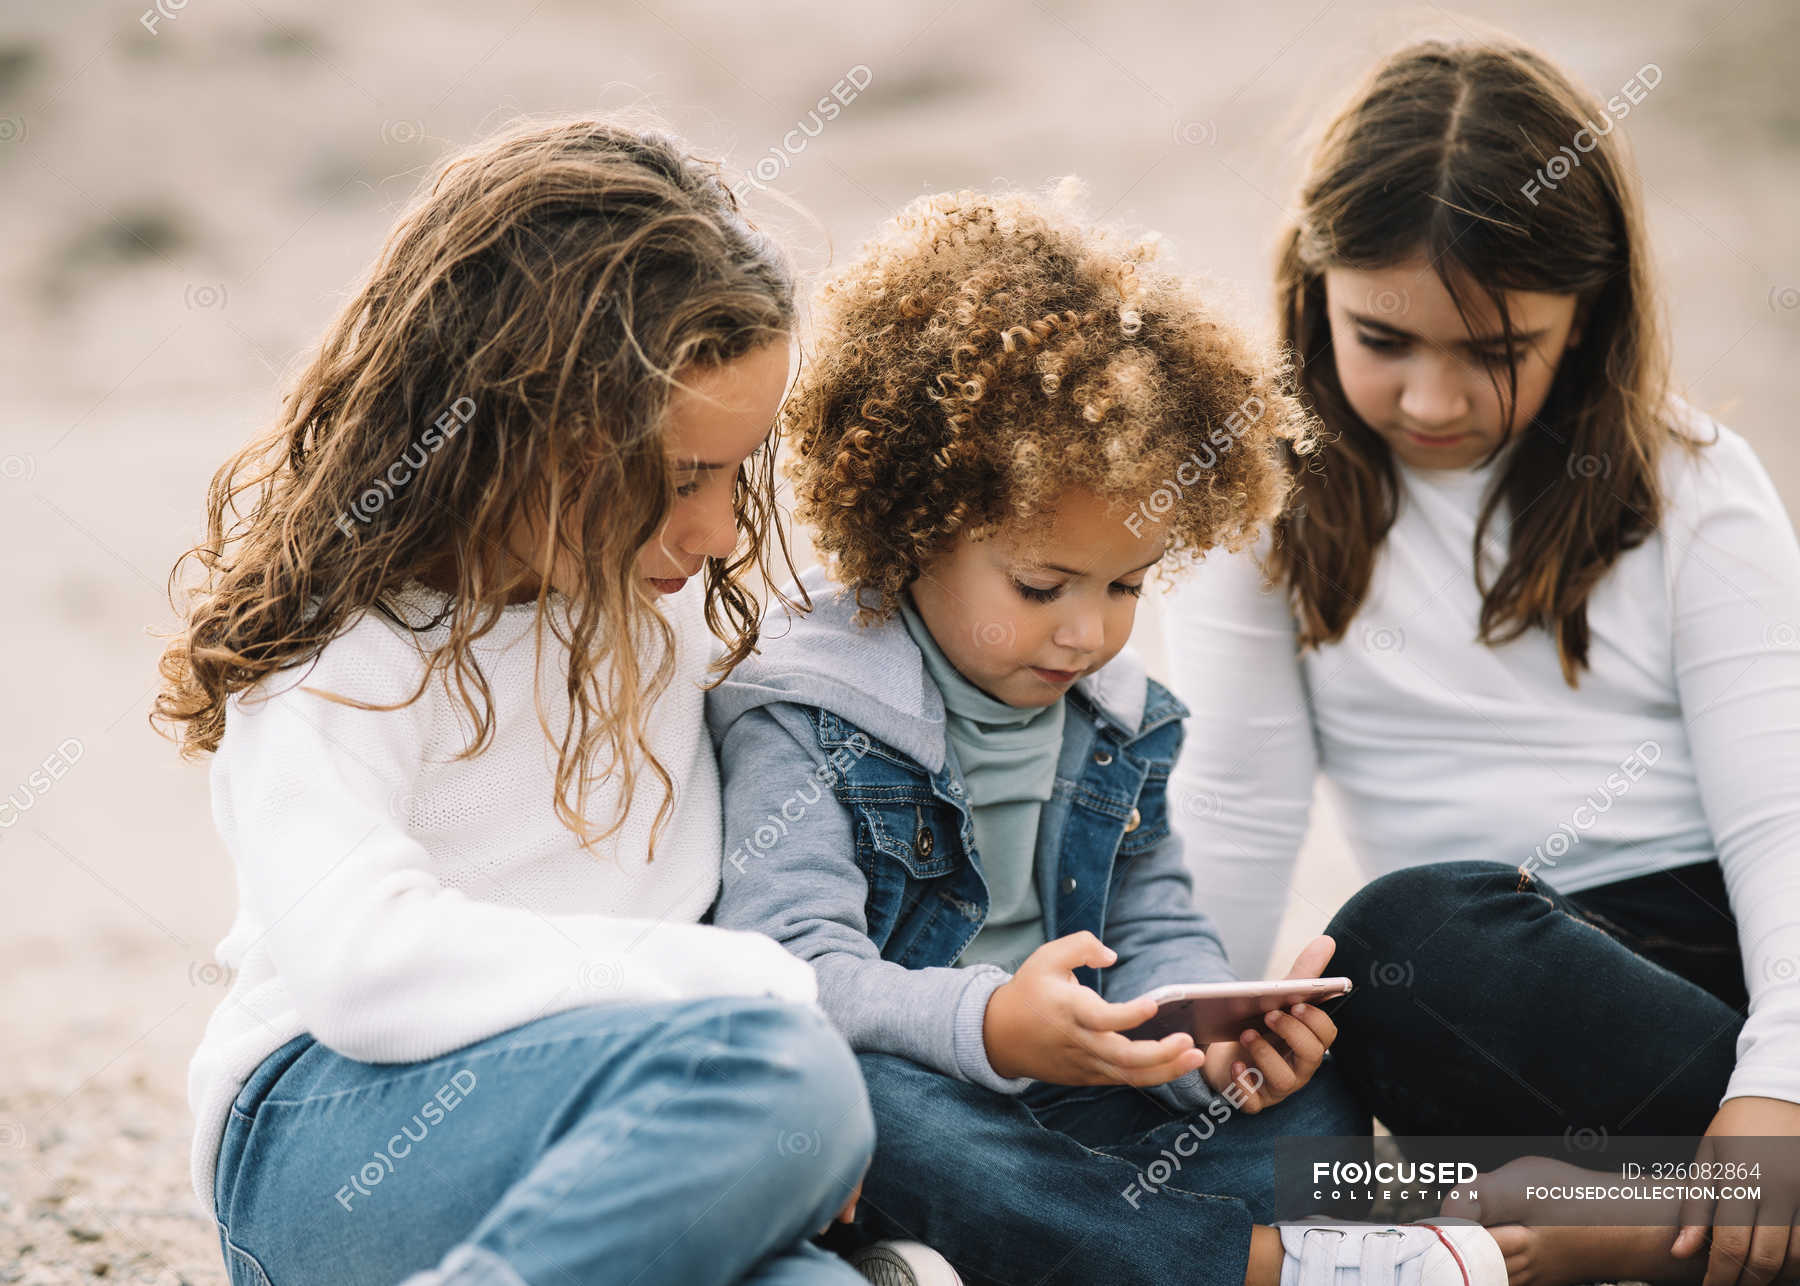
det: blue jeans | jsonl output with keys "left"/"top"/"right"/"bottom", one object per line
{"left": 830, "top": 1050, "right": 1371, "bottom": 1286}
{"left": 1324, "top": 859, "right": 1745, "bottom": 1138}
{"left": 212, "top": 997, "right": 875, "bottom": 1285}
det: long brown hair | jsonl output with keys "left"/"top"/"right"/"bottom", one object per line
{"left": 154, "top": 117, "right": 800, "bottom": 854}
{"left": 1272, "top": 35, "right": 1683, "bottom": 684}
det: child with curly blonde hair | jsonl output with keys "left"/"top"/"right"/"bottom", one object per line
{"left": 709, "top": 189, "right": 1504, "bottom": 1286}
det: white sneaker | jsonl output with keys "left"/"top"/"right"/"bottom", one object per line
{"left": 848, "top": 1239, "right": 965, "bottom": 1286}
{"left": 1279, "top": 1221, "right": 1506, "bottom": 1286}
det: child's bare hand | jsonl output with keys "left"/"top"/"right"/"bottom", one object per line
{"left": 1201, "top": 935, "right": 1340, "bottom": 1113}
{"left": 982, "top": 932, "right": 1206, "bottom": 1087}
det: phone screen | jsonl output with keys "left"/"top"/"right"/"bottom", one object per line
{"left": 1126, "top": 981, "right": 1350, "bottom": 1045}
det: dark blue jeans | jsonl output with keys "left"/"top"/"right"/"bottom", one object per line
{"left": 830, "top": 1050, "right": 1371, "bottom": 1286}
{"left": 1324, "top": 859, "right": 1745, "bottom": 1139}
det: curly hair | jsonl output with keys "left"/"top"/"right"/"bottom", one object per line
{"left": 783, "top": 186, "right": 1314, "bottom": 619}
{"left": 153, "top": 116, "right": 800, "bottom": 857}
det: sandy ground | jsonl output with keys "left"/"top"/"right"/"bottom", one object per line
{"left": 1, "top": 0, "right": 1795, "bottom": 1280}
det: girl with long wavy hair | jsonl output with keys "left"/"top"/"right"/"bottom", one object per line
{"left": 1167, "top": 33, "right": 1800, "bottom": 1286}
{"left": 156, "top": 117, "right": 879, "bottom": 1286}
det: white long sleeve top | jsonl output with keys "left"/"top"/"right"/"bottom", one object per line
{"left": 185, "top": 582, "right": 817, "bottom": 1211}
{"left": 1166, "top": 411, "right": 1800, "bottom": 1108}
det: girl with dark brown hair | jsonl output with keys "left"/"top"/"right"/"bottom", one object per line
{"left": 1167, "top": 33, "right": 1800, "bottom": 1286}
{"left": 158, "top": 117, "right": 881, "bottom": 1285}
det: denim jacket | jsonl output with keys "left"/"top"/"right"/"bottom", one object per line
{"left": 706, "top": 565, "right": 1238, "bottom": 1103}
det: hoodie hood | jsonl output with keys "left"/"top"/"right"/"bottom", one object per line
{"left": 706, "top": 564, "right": 1151, "bottom": 774}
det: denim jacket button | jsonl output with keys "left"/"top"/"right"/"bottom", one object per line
{"left": 1123, "top": 807, "right": 1141, "bottom": 832}
{"left": 916, "top": 826, "right": 934, "bottom": 857}
{"left": 948, "top": 781, "right": 964, "bottom": 796}
{"left": 1092, "top": 749, "right": 1113, "bottom": 766}
{"left": 1061, "top": 875, "right": 1078, "bottom": 894}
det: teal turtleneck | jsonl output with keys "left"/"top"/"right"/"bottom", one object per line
{"left": 898, "top": 591, "right": 1065, "bottom": 969}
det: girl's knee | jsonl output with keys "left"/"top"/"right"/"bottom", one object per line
{"left": 725, "top": 1000, "right": 875, "bottom": 1168}
{"left": 548, "top": 996, "right": 872, "bottom": 1169}
{"left": 1327, "top": 860, "right": 1520, "bottom": 959}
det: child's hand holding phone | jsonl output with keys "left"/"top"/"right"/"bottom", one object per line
{"left": 1199, "top": 934, "right": 1341, "bottom": 1113}
{"left": 982, "top": 932, "right": 1207, "bottom": 1087}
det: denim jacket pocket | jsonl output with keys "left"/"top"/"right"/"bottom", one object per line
{"left": 844, "top": 790, "right": 957, "bottom": 880}
{"left": 1116, "top": 762, "right": 1173, "bottom": 858}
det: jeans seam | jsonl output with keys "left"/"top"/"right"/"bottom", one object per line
{"left": 1515, "top": 869, "right": 1615, "bottom": 941}
{"left": 221, "top": 1229, "right": 275, "bottom": 1286}
{"left": 1521, "top": 862, "right": 1739, "bottom": 958}
{"left": 1539, "top": 895, "right": 1617, "bottom": 940}
{"left": 1555, "top": 895, "right": 1656, "bottom": 943}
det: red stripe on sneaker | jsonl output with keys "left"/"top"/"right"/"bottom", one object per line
{"left": 1419, "top": 1224, "right": 1470, "bottom": 1286}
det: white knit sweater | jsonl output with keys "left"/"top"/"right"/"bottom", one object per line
{"left": 185, "top": 582, "right": 817, "bottom": 1212}
{"left": 1167, "top": 411, "right": 1800, "bottom": 1108}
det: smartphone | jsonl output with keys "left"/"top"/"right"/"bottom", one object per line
{"left": 1123, "top": 977, "right": 1352, "bottom": 1045}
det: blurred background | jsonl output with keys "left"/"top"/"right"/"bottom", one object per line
{"left": 2, "top": 0, "right": 1795, "bottom": 1279}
